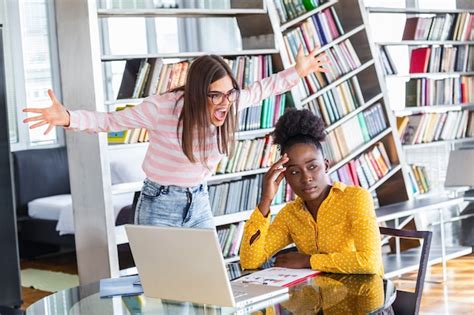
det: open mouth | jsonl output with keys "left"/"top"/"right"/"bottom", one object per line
{"left": 214, "top": 108, "right": 227, "bottom": 121}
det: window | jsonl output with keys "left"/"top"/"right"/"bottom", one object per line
{"left": 19, "top": 0, "right": 60, "bottom": 146}
{"left": 3, "top": 0, "right": 62, "bottom": 149}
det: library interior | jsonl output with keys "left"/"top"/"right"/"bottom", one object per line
{"left": 0, "top": 0, "right": 473, "bottom": 314}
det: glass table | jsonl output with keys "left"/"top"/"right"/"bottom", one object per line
{"left": 26, "top": 273, "right": 396, "bottom": 314}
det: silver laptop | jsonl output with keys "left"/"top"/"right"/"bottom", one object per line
{"left": 125, "top": 224, "right": 288, "bottom": 308}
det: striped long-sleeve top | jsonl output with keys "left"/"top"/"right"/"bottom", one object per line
{"left": 67, "top": 67, "right": 300, "bottom": 187}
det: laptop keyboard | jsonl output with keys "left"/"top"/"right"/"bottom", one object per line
{"left": 232, "top": 283, "right": 249, "bottom": 299}
{"left": 232, "top": 289, "right": 248, "bottom": 299}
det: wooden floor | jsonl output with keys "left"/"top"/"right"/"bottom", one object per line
{"left": 20, "top": 252, "right": 77, "bottom": 310}
{"left": 392, "top": 253, "right": 474, "bottom": 314}
{"left": 20, "top": 253, "right": 474, "bottom": 313}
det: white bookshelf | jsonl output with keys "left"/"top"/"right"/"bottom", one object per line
{"left": 61, "top": 0, "right": 426, "bottom": 281}
{"left": 267, "top": 0, "right": 412, "bottom": 206}
{"left": 393, "top": 104, "right": 474, "bottom": 116}
{"left": 363, "top": 2, "right": 474, "bottom": 198}
{"left": 101, "top": 49, "right": 280, "bottom": 61}
{"left": 97, "top": 8, "right": 267, "bottom": 18}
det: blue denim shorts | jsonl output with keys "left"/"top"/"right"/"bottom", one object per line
{"left": 134, "top": 179, "right": 215, "bottom": 229}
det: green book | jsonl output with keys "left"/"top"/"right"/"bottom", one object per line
{"left": 261, "top": 98, "right": 268, "bottom": 129}
{"left": 405, "top": 79, "right": 418, "bottom": 107}
{"left": 357, "top": 113, "right": 371, "bottom": 142}
{"left": 223, "top": 224, "right": 237, "bottom": 257}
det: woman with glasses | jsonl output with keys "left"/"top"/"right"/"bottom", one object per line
{"left": 23, "top": 49, "right": 329, "bottom": 229}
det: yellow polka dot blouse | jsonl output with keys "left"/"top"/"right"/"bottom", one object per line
{"left": 240, "top": 181, "right": 384, "bottom": 276}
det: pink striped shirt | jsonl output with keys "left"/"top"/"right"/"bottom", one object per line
{"left": 68, "top": 67, "right": 300, "bottom": 187}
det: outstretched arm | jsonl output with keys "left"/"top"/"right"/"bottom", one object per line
{"left": 238, "top": 46, "right": 330, "bottom": 110}
{"left": 23, "top": 89, "right": 159, "bottom": 134}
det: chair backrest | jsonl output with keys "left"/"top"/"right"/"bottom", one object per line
{"left": 379, "top": 227, "right": 432, "bottom": 315}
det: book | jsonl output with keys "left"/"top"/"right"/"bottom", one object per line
{"left": 409, "top": 47, "right": 431, "bottom": 73}
{"left": 232, "top": 267, "right": 319, "bottom": 287}
{"left": 100, "top": 275, "right": 143, "bottom": 298}
{"left": 117, "top": 59, "right": 142, "bottom": 99}
{"left": 402, "top": 17, "right": 419, "bottom": 40}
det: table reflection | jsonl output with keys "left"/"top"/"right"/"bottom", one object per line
{"left": 254, "top": 274, "right": 394, "bottom": 315}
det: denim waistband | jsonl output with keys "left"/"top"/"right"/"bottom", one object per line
{"left": 143, "top": 178, "right": 207, "bottom": 194}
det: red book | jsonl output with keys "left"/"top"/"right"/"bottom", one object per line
{"left": 347, "top": 160, "right": 360, "bottom": 187}
{"left": 409, "top": 47, "right": 431, "bottom": 73}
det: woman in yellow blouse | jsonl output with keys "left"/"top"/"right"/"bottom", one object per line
{"left": 240, "top": 109, "right": 383, "bottom": 275}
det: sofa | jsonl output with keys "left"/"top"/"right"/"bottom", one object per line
{"left": 12, "top": 146, "right": 141, "bottom": 258}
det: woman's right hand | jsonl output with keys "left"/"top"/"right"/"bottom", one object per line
{"left": 258, "top": 153, "right": 289, "bottom": 217}
{"left": 22, "top": 89, "right": 70, "bottom": 135}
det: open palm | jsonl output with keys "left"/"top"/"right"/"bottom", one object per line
{"left": 23, "top": 89, "right": 70, "bottom": 135}
{"left": 295, "top": 45, "right": 331, "bottom": 78}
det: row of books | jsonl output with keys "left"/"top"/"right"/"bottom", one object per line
{"left": 114, "top": 54, "right": 289, "bottom": 132}
{"left": 118, "top": 53, "right": 275, "bottom": 100}
{"left": 107, "top": 105, "right": 149, "bottom": 144}
{"left": 409, "top": 46, "right": 474, "bottom": 73}
{"left": 397, "top": 110, "right": 474, "bottom": 145}
{"left": 305, "top": 77, "right": 363, "bottom": 126}
{"left": 215, "top": 135, "right": 278, "bottom": 175}
{"left": 227, "top": 263, "right": 242, "bottom": 280}
{"left": 228, "top": 55, "right": 285, "bottom": 131}
{"left": 209, "top": 174, "right": 292, "bottom": 217}
{"left": 407, "top": 164, "right": 431, "bottom": 195}
{"left": 295, "top": 40, "right": 362, "bottom": 97}
{"left": 405, "top": 76, "right": 474, "bottom": 106}
{"left": 117, "top": 58, "right": 190, "bottom": 100}
{"left": 217, "top": 221, "right": 244, "bottom": 258}
{"left": 283, "top": 7, "right": 344, "bottom": 56}
{"left": 402, "top": 13, "right": 474, "bottom": 41}
{"left": 328, "top": 142, "right": 393, "bottom": 190}
{"left": 273, "top": 0, "right": 326, "bottom": 24}
{"left": 238, "top": 92, "right": 287, "bottom": 131}
{"left": 321, "top": 103, "right": 387, "bottom": 164}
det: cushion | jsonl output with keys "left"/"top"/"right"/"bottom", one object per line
{"left": 28, "top": 192, "right": 135, "bottom": 235}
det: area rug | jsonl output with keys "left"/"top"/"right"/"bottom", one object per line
{"left": 21, "top": 268, "right": 79, "bottom": 292}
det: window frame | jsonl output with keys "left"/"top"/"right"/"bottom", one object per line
{"left": 6, "top": 0, "right": 64, "bottom": 152}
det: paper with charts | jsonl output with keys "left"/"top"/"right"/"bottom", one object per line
{"left": 232, "top": 267, "right": 319, "bottom": 287}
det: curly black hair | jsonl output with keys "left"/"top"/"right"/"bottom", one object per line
{"left": 272, "top": 108, "right": 326, "bottom": 154}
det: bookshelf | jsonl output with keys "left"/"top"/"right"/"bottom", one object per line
{"left": 111, "top": 0, "right": 416, "bottom": 267}
{"left": 267, "top": 0, "right": 412, "bottom": 208}
{"left": 363, "top": 3, "right": 474, "bottom": 197}
{"left": 55, "top": 0, "right": 421, "bottom": 281}
{"left": 97, "top": 1, "right": 303, "bottom": 269}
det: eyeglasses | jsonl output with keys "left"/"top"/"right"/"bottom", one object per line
{"left": 207, "top": 89, "right": 240, "bottom": 105}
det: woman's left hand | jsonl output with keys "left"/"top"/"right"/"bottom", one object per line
{"left": 295, "top": 45, "right": 331, "bottom": 77}
{"left": 274, "top": 252, "right": 312, "bottom": 269}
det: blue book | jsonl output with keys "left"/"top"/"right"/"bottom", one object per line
{"left": 99, "top": 275, "right": 143, "bottom": 298}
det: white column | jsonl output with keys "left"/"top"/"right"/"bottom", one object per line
{"left": 54, "top": 0, "right": 119, "bottom": 284}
